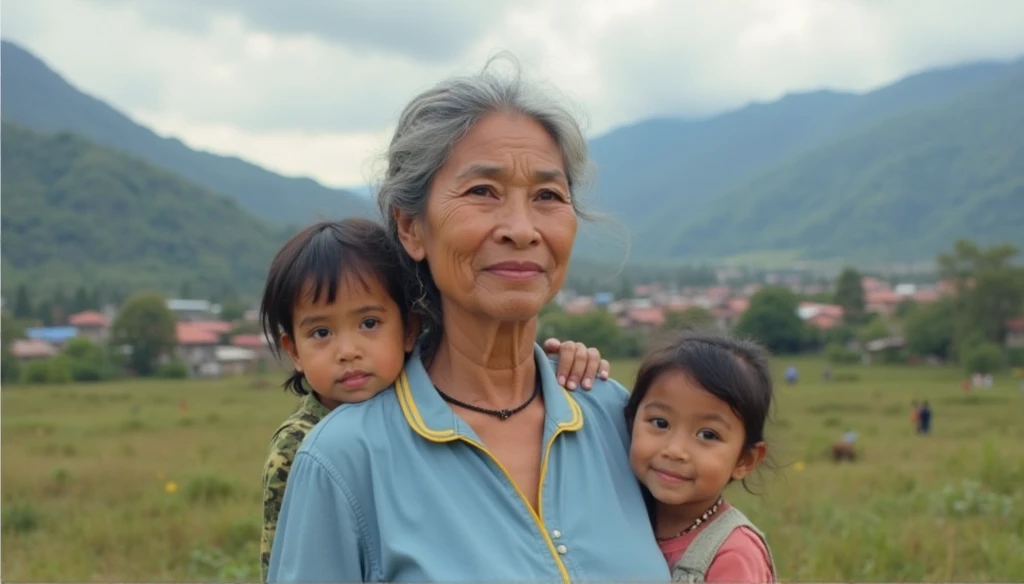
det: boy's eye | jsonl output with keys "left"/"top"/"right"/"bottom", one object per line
{"left": 648, "top": 417, "right": 669, "bottom": 430}
{"left": 697, "top": 429, "right": 719, "bottom": 441}
{"left": 360, "top": 318, "right": 380, "bottom": 330}
{"left": 310, "top": 327, "right": 330, "bottom": 339}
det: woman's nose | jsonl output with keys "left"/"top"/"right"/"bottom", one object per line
{"left": 496, "top": 194, "right": 540, "bottom": 248}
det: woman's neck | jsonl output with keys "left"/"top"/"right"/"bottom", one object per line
{"left": 428, "top": 311, "right": 538, "bottom": 409}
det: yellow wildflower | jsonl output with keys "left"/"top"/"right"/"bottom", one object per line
{"left": 165, "top": 481, "right": 178, "bottom": 494}
{"left": 793, "top": 461, "right": 806, "bottom": 472}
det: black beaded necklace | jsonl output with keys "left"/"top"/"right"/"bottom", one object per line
{"left": 434, "top": 368, "right": 541, "bottom": 421}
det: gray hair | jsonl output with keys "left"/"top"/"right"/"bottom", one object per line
{"left": 377, "top": 54, "right": 591, "bottom": 363}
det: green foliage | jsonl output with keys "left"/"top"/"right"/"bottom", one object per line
{"left": 961, "top": 341, "right": 1004, "bottom": 375}
{"left": 0, "top": 122, "right": 287, "bottom": 297}
{"left": 937, "top": 239, "right": 1024, "bottom": 356}
{"left": 20, "top": 357, "right": 72, "bottom": 385}
{"left": 857, "top": 317, "right": 891, "bottom": 343}
{"left": 538, "top": 310, "right": 641, "bottom": 359}
{"left": 734, "top": 286, "right": 804, "bottom": 354}
{"left": 903, "top": 299, "right": 956, "bottom": 359}
{"left": 825, "top": 342, "right": 861, "bottom": 364}
{"left": 111, "top": 292, "right": 177, "bottom": 377}
{"left": 62, "top": 337, "right": 114, "bottom": 382}
{"left": 833, "top": 267, "right": 866, "bottom": 324}
{"left": 157, "top": 359, "right": 190, "bottom": 379}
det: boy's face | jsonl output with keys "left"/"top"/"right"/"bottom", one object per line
{"left": 282, "top": 272, "right": 415, "bottom": 408}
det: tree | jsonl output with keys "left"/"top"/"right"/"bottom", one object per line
{"left": 833, "top": 267, "right": 866, "bottom": 325}
{"left": 1, "top": 313, "right": 26, "bottom": 383}
{"left": 734, "top": 287, "right": 804, "bottom": 354}
{"left": 111, "top": 291, "right": 177, "bottom": 377}
{"left": 938, "top": 239, "right": 1024, "bottom": 353}
{"left": 857, "top": 317, "right": 890, "bottom": 344}
{"left": 72, "top": 286, "right": 90, "bottom": 313}
{"left": 903, "top": 299, "right": 956, "bottom": 360}
{"left": 13, "top": 284, "right": 33, "bottom": 320}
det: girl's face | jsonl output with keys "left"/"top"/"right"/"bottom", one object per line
{"left": 630, "top": 369, "right": 765, "bottom": 515}
{"left": 282, "top": 272, "right": 416, "bottom": 408}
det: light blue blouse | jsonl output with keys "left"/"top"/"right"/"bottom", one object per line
{"left": 267, "top": 343, "right": 669, "bottom": 583}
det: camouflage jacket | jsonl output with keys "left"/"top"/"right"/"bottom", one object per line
{"left": 260, "top": 392, "right": 331, "bottom": 582}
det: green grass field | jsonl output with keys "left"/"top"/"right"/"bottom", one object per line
{"left": 2, "top": 357, "right": 1023, "bottom": 582}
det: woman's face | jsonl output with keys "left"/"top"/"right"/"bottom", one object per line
{"left": 398, "top": 112, "right": 578, "bottom": 323}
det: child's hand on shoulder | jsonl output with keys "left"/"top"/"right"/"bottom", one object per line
{"left": 541, "top": 338, "right": 611, "bottom": 391}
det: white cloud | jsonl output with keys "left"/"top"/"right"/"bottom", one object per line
{"left": 2, "top": 0, "right": 1023, "bottom": 188}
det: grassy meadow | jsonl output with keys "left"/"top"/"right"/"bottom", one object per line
{"left": 2, "top": 357, "right": 1023, "bottom": 582}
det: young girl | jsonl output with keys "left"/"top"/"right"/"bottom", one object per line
{"left": 258, "top": 218, "right": 611, "bottom": 582}
{"left": 626, "top": 330, "right": 776, "bottom": 583}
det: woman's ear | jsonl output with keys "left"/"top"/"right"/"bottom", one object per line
{"left": 731, "top": 442, "right": 767, "bottom": 481}
{"left": 395, "top": 208, "right": 426, "bottom": 261}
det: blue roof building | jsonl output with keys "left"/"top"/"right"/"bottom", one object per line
{"left": 25, "top": 326, "right": 79, "bottom": 344}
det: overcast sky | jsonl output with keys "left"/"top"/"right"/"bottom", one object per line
{"left": 3, "top": 0, "right": 1023, "bottom": 188}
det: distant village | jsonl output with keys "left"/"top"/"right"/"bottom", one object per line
{"left": 7, "top": 275, "right": 1024, "bottom": 379}
{"left": 7, "top": 299, "right": 275, "bottom": 378}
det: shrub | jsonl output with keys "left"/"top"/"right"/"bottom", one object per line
{"left": 961, "top": 341, "right": 1004, "bottom": 374}
{"left": 157, "top": 359, "right": 190, "bottom": 379}
{"left": 825, "top": 342, "right": 861, "bottom": 365}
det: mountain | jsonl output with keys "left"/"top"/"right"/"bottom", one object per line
{"left": 0, "top": 40, "right": 374, "bottom": 226}
{"left": 581, "top": 58, "right": 1022, "bottom": 261}
{"left": 0, "top": 122, "right": 286, "bottom": 295}
{"left": 664, "top": 63, "right": 1024, "bottom": 262}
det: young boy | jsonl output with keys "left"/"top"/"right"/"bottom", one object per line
{"left": 259, "top": 219, "right": 609, "bottom": 581}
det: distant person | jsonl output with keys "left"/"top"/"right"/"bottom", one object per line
{"left": 832, "top": 429, "right": 857, "bottom": 462}
{"left": 257, "top": 220, "right": 610, "bottom": 582}
{"left": 785, "top": 365, "right": 798, "bottom": 385}
{"left": 822, "top": 365, "right": 832, "bottom": 382}
{"left": 626, "top": 331, "right": 777, "bottom": 582}
{"left": 910, "top": 400, "right": 920, "bottom": 429}
{"left": 917, "top": 401, "right": 932, "bottom": 434}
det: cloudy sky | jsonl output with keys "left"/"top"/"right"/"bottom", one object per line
{"left": 4, "top": 0, "right": 1024, "bottom": 189}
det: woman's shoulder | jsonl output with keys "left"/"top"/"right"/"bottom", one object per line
{"left": 569, "top": 374, "right": 631, "bottom": 415}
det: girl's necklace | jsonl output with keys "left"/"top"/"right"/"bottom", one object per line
{"left": 656, "top": 497, "right": 724, "bottom": 541}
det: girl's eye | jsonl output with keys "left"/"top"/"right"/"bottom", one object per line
{"left": 310, "top": 327, "right": 330, "bottom": 339}
{"left": 697, "top": 429, "right": 719, "bottom": 441}
{"left": 360, "top": 318, "right": 380, "bottom": 330}
{"left": 648, "top": 417, "right": 669, "bottom": 430}
{"left": 468, "top": 185, "right": 492, "bottom": 197}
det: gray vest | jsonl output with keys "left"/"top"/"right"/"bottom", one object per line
{"left": 670, "top": 507, "right": 777, "bottom": 583}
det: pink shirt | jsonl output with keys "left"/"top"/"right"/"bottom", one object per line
{"left": 658, "top": 502, "right": 774, "bottom": 583}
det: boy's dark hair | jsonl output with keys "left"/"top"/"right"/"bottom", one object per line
{"left": 260, "top": 218, "right": 409, "bottom": 396}
{"left": 625, "top": 329, "right": 774, "bottom": 493}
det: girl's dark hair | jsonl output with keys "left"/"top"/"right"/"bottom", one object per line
{"left": 625, "top": 329, "right": 774, "bottom": 493}
{"left": 259, "top": 218, "right": 409, "bottom": 395}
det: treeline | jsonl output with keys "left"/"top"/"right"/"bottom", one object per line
{"left": 542, "top": 239, "right": 1024, "bottom": 373}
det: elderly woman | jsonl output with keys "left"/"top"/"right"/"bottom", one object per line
{"left": 267, "top": 60, "right": 669, "bottom": 583}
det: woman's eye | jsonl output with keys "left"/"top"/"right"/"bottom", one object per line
{"left": 537, "top": 189, "right": 562, "bottom": 201}
{"left": 310, "top": 327, "right": 330, "bottom": 339}
{"left": 697, "top": 429, "right": 719, "bottom": 441}
{"left": 468, "top": 185, "right": 492, "bottom": 197}
{"left": 360, "top": 318, "right": 380, "bottom": 330}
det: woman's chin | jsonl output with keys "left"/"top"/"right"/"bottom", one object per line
{"left": 477, "top": 293, "right": 549, "bottom": 322}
